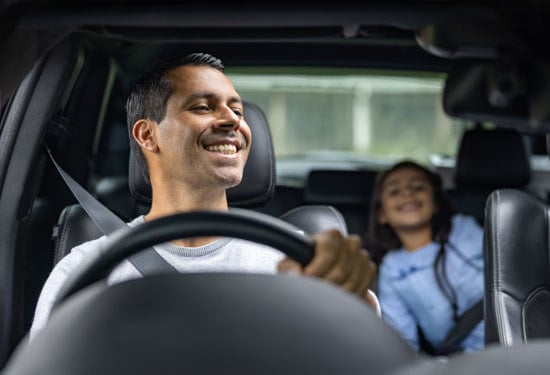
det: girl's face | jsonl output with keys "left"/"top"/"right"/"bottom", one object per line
{"left": 377, "top": 167, "right": 436, "bottom": 232}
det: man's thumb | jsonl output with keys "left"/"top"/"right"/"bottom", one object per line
{"left": 277, "top": 257, "right": 303, "bottom": 275}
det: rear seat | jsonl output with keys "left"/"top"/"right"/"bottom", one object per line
{"left": 254, "top": 185, "right": 304, "bottom": 217}
{"left": 303, "top": 169, "right": 378, "bottom": 238}
{"left": 446, "top": 127, "right": 545, "bottom": 225}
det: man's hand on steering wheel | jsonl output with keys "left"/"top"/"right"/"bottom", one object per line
{"left": 277, "top": 229, "right": 377, "bottom": 303}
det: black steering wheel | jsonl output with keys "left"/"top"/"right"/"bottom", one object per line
{"left": 8, "top": 208, "right": 426, "bottom": 375}
{"left": 53, "top": 207, "right": 315, "bottom": 309}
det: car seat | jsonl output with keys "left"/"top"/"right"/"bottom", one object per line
{"left": 446, "top": 127, "right": 542, "bottom": 225}
{"left": 52, "top": 101, "right": 349, "bottom": 264}
{"left": 484, "top": 188, "right": 550, "bottom": 346}
{"left": 303, "top": 169, "right": 378, "bottom": 237}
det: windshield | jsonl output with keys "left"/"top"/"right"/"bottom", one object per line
{"left": 228, "top": 68, "right": 469, "bottom": 184}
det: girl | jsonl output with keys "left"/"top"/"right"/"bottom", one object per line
{"left": 366, "top": 160, "right": 484, "bottom": 354}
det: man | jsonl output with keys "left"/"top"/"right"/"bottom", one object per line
{"left": 30, "top": 52, "right": 377, "bottom": 338}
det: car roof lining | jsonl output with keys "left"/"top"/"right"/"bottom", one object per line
{"left": 16, "top": 2, "right": 502, "bottom": 30}
{"left": 3, "top": 1, "right": 550, "bottom": 110}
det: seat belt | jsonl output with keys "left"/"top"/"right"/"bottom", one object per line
{"left": 47, "top": 147, "right": 178, "bottom": 276}
{"left": 435, "top": 299, "right": 484, "bottom": 355}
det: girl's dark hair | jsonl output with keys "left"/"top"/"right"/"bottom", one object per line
{"left": 124, "top": 52, "right": 225, "bottom": 184}
{"left": 366, "top": 160, "right": 453, "bottom": 262}
{"left": 366, "top": 160, "right": 460, "bottom": 320}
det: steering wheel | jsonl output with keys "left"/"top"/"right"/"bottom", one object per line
{"left": 9, "top": 208, "right": 428, "bottom": 375}
{"left": 52, "top": 207, "right": 315, "bottom": 309}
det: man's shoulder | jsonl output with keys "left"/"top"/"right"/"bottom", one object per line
{"left": 68, "top": 215, "right": 145, "bottom": 259}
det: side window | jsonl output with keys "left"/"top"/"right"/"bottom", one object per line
{"left": 93, "top": 75, "right": 130, "bottom": 179}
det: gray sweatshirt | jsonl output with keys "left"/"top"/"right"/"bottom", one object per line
{"left": 30, "top": 215, "right": 285, "bottom": 339}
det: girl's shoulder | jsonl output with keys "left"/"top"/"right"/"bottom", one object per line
{"left": 451, "top": 213, "right": 479, "bottom": 227}
{"left": 450, "top": 214, "right": 483, "bottom": 236}
{"left": 449, "top": 213, "right": 483, "bottom": 254}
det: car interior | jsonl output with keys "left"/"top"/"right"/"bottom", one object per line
{"left": 3, "top": 1, "right": 550, "bottom": 374}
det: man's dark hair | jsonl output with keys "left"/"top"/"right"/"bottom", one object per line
{"left": 125, "top": 52, "right": 225, "bottom": 183}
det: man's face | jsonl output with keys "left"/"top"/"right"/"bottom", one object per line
{"left": 154, "top": 65, "right": 252, "bottom": 191}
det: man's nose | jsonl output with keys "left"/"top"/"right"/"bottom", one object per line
{"left": 213, "top": 106, "right": 241, "bottom": 130}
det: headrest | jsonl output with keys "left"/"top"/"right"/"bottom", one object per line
{"left": 304, "top": 170, "right": 377, "bottom": 205}
{"left": 279, "top": 205, "right": 349, "bottom": 236}
{"left": 129, "top": 101, "right": 275, "bottom": 207}
{"left": 454, "top": 127, "right": 530, "bottom": 188}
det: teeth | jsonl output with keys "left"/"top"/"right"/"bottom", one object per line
{"left": 399, "top": 202, "right": 419, "bottom": 211}
{"left": 205, "top": 144, "right": 237, "bottom": 154}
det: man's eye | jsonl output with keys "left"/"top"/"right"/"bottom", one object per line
{"left": 192, "top": 105, "right": 210, "bottom": 112}
{"left": 232, "top": 108, "right": 243, "bottom": 117}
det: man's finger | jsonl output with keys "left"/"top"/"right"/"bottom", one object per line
{"left": 303, "top": 229, "right": 343, "bottom": 277}
{"left": 338, "top": 248, "right": 376, "bottom": 296}
{"left": 318, "top": 234, "right": 361, "bottom": 283}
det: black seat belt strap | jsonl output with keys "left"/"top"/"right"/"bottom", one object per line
{"left": 46, "top": 147, "right": 178, "bottom": 275}
{"left": 437, "top": 299, "right": 484, "bottom": 355}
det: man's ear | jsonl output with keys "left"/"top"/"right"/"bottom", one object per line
{"left": 132, "top": 119, "right": 159, "bottom": 153}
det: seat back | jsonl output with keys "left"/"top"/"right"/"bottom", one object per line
{"left": 303, "top": 169, "right": 377, "bottom": 237}
{"left": 484, "top": 188, "right": 550, "bottom": 346}
{"left": 280, "top": 205, "right": 348, "bottom": 236}
{"left": 93, "top": 176, "right": 144, "bottom": 221}
{"left": 447, "top": 127, "right": 537, "bottom": 225}
{"left": 53, "top": 102, "right": 347, "bottom": 263}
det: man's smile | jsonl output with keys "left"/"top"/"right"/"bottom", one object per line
{"left": 205, "top": 144, "right": 238, "bottom": 154}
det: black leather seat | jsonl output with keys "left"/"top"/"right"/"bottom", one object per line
{"left": 280, "top": 205, "right": 348, "bottom": 237}
{"left": 303, "top": 169, "right": 377, "bottom": 237}
{"left": 455, "top": 128, "right": 549, "bottom": 347}
{"left": 53, "top": 101, "right": 348, "bottom": 264}
{"left": 484, "top": 188, "right": 550, "bottom": 346}
{"left": 93, "top": 176, "right": 142, "bottom": 221}
{"left": 447, "top": 127, "right": 543, "bottom": 225}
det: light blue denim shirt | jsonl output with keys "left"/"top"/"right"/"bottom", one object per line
{"left": 378, "top": 214, "right": 484, "bottom": 353}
